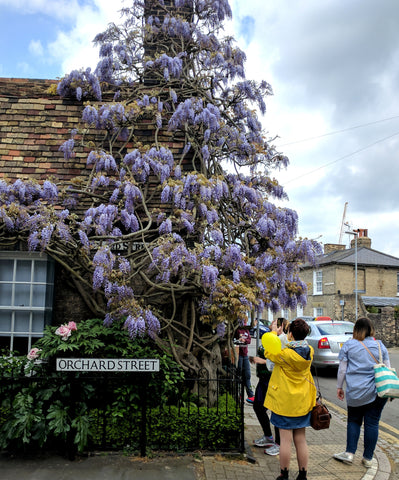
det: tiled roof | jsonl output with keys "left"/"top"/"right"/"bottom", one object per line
{"left": 303, "top": 246, "right": 399, "bottom": 269}
{"left": 362, "top": 296, "right": 399, "bottom": 307}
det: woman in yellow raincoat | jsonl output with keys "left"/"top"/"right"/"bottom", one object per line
{"left": 264, "top": 318, "right": 317, "bottom": 480}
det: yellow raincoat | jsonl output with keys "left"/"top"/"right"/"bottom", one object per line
{"left": 264, "top": 345, "right": 317, "bottom": 417}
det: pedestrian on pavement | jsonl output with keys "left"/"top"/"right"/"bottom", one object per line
{"left": 234, "top": 321, "right": 255, "bottom": 403}
{"left": 333, "top": 316, "right": 391, "bottom": 468}
{"left": 264, "top": 318, "right": 317, "bottom": 480}
{"left": 250, "top": 334, "right": 280, "bottom": 454}
{"left": 250, "top": 318, "right": 289, "bottom": 455}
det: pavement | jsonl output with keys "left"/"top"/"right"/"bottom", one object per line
{"left": 0, "top": 398, "right": 394, "bottom": 480}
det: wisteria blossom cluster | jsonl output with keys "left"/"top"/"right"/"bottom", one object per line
{"left": 0, "top": 0, "right": 322, "bottom": 374}
{"left": 55, "top": 322, "right": 77, "bottom": 341}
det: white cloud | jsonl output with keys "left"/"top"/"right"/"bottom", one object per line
{"left": 229, "top": 0, "right": 399, "bottom": 258}
{"left": 29, "top": 39, "right": 44, "bottom": 57}
{"left": 0, "top": 0, "right": 80, "bottom": 22}
{"left": 46, "top": 1, "right": 126, "bottom": 77}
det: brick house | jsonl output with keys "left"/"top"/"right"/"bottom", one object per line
{"left": 0, "top": 78, "right": 108, "bottom": 352}
{"left": 0, "top": 76, "right": 189, "bottom": 353}
{"left": 297, "top": 229, "right": 399, "bottom": 344}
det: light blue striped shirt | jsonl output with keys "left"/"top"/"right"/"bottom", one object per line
{"left": 338, "top": 337, "right": 390, "bottom": 407}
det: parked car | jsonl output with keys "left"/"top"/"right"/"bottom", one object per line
{"left": 249, "top": 320, "right": 270, "bottom": 339}
{"left": 303, "top": 318, "right": 354, "bottom": 368}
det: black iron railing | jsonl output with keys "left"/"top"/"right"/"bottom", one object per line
{"left": 0, "top": 364, "right": 244, "bottom": 457}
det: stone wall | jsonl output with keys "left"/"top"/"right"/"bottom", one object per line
{"left": 368, "top": 307, "right": 399, "bottom": 347}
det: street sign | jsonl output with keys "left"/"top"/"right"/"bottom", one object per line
{"left": 56, "top": 358, "right": 160, "bottom": 372}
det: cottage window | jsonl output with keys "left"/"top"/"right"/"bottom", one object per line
{"left": 313, "top": 270, "right": 323, "bottom": 295}
{"left": 313, "top": 307, "right": 323, "bottom": 317}
{"left": 0, "top": 252, "right": 54, "bottom": 352}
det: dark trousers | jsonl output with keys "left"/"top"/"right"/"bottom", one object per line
{"left": 253, "top": 375, "right": 280, "bottom": 444}
{"left": 347, "top": 396, "right": 387, "bottom": 460}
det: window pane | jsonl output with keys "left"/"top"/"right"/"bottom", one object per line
{"left": 0, "top": 283, "right": 12, "bottom": 306}
{"left": 0, "top": 260, "right": 14, "bottom": 281}
{"left": 0, "top": 310, "right": 12, "bottom": 334}
{"left": 32, "top": 311, "right": 45, "bottom": 333}
{"left": 33, "top": 262, "right": 47, "bottom": 283}
{"left": 15, "top": 260, "right": 32, "bottom": 282}
{"left": 318, "top": 324, "right": 354, "bottom": 335}
{"left": 13, "top": 337, "right": 29, "bottom": 355}
{"left": 14, "top": 311, "right": 30, "bottom": 333}
{"left": 45, "top": 284, "right": 54, "bottom": 308}
{"left": 32, "top": 285, "right": 46, "bottom": 307}
{"left": 14, "top": 285, "right": 31, "bottom": 307}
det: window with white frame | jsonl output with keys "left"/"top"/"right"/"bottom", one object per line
{"left": 297, "top": 305, "right": 304, "bottom": 317}
{"left": 0, "top": 252, "right": 54, "bottom": 353}
{"left": 267, "top": 308, "right": 274, "bottom": 323}
{"left": 313, "top": 307, "right": 323, "bottom": 317}
{"left": 313, "top": 270, "right": 323, "bottom": 295}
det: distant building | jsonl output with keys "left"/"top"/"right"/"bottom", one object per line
{"left": 299, "top": 229, "right": 399, "bottom": 321}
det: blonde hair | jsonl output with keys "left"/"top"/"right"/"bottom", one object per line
{"left": 353, "top": 317, "right": 375, "bottom": 341}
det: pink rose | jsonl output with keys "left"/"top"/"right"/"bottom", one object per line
{"left": 27, "top": 347, "right": 41, "bottom": 360}
{"left": 55, "top": 324, "right": 72, "bottom": 340}
{"left": 67, "top": 321, "right": 77, "bottom": 331}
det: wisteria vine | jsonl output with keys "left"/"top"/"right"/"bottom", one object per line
{"left": 0, "top": 0, "right": 322, "bottom": 374}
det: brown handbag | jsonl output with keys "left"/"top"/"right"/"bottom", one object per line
{"left": 310, "top": 396, "right": 331, "bottom": 430}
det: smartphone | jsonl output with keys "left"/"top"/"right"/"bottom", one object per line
{"left": 277, "top": 318, "right": 284, "bottom": 328}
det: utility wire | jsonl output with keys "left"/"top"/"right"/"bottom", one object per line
{"left": 277, "top": 115, "right": 399, "bottom": 147}
{"left": 283, "top": 130, "right": 399, "bottom": 185}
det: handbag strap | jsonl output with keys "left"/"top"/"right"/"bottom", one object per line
{"left": 360, "top": 340, "right": 382, "bottom": 364}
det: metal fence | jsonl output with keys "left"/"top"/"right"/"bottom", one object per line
{"left": 0, "top": 364, "right": 245, "bottom": 458}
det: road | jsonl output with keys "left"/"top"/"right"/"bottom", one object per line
{"left": 316, "top": 348, "right": 399, "bottom": 440}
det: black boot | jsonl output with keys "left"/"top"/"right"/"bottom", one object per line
{"left": 276, "top": 468, "right": 289, "bottom": 480}
{"left": 296, "top": 468, "right": 307, "bottom": 480}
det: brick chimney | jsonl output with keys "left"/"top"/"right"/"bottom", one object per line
{"left": 143, "top": 0, "right": 194, "bottom": 85}
{"left": 350, "top": 229, "right": 372, "bottom": 249}
{"left": 324, "top": 244, "right": 346, "bottom": 254}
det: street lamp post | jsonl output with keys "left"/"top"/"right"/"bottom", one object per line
{"left": 345, "top": 227, "right": 358, "bottom": 321}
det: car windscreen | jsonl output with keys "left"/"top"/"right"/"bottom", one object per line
{"left": 316, "top": 323, "right": 353, "bottom": 335}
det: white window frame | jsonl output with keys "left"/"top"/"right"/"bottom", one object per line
{"left": 313, "top": 270, "right": 323, "bottom": 295}
{"left": 297, "top": 304, "right": 304, "bottom": 317}
{"left": 267, "top": 308, "right": 274, "bottom": 323}
{"left": 0, "top": 252, "right": 54, "bottom": 351}
{"left": 313, "top": 307, "right": 323, "bottom": 317}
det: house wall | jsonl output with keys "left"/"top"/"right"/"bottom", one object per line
{"left": 298, "top": 263, "right": 399, "bottom": 327}
{"left": 0, "top": 77, "right": 190, "bottom": 340}
{"left": 52, "top": 263, "right": 94, "bottom": 326}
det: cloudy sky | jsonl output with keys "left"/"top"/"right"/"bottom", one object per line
{"left": 1, "top": 0, "right": 399, "bottom": 257}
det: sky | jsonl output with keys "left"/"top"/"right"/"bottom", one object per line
{"left": 1, "top": 0, "right": 399, "bottom": 257}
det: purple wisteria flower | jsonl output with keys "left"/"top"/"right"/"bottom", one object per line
{"left": 201, "top": 264, "right": 219, "bottom": 290}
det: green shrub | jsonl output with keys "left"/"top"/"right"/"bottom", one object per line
{"left": 0, "top": 319, "right": 241, "bottom": 454}
{"left": 0, "top": 318, "right": 184, "bottom": 453}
